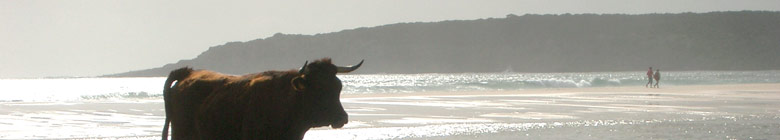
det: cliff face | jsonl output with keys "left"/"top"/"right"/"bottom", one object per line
{"left": 109, "top": 11, "right": 780, "bottom": 77}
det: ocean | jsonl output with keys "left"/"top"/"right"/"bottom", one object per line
{"left": 1, "top": 70, "right": 778, "bottom": 102}
{"left": 1, "top": 70, "right": 779, "bottom": 139}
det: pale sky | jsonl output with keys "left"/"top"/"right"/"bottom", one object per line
{"left": 2, "top": 0, "right": 779, "bottom": 78}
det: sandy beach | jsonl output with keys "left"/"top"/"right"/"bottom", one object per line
{"left": 2, "top": 83, "right": 780, "bottom": 139}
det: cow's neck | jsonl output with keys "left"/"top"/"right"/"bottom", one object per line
{"left": 283, "top": 93, "right": 313, "bottom": 139}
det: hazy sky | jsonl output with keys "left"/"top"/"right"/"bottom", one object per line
{"left": 2, "top": 0, "right": 779, "bottom": 78}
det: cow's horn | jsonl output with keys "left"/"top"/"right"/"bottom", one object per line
{"left": 337, "top": 60, "right": 364, "bottom": 73}
{"left": 298, "top": 61, "right": 308, "bottom": 73}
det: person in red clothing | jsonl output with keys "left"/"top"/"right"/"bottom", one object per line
{"left": 645, "top": 67, "right": 654, "bottom": 88}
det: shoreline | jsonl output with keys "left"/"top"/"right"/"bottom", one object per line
{"left": 3, "top": 83, "right": 777, "bottom": 103}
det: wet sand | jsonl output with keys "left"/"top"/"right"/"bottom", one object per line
{"left": 2, "top": 83, "right": 780, "bottom": 139}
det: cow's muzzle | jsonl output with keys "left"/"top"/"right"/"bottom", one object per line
{"left": 330, "top": 113, "right": 348, "bottom": 128}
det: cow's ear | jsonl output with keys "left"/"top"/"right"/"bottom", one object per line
{"left": 291, "top": 75, "right": 307, "bottom": 92}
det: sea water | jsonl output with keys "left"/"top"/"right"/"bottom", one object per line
{"left": 1, "top": 70, "right": 778, "bottom": 102}
{"left": 1, "top": 71, "right": 779, "bottom": 139}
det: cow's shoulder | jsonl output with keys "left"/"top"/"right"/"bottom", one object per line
{"left": 238, "top": 70, "right": 297, "bottom": 86}
{"left": 224, "top": 70, "right": 299, "bottom": 98}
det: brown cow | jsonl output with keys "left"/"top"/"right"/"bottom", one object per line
{"left": 161, "top": 58, "right": 363, "bottom": 140}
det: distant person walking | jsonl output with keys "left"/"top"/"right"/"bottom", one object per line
{"left": 653, "top": 69, "right": 661, "bottom": 88}
{"left": 646, "top": 67, "right": 654, "bottom": 88}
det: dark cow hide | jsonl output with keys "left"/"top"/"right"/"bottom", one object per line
{"left": 161, "top": 58, "right": 362, "bottom": 140}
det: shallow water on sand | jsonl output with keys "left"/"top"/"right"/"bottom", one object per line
{"left": 5, "top": 88, "right": 778, "bottom": 139}
{"left": 303, "top": 90, "right": 780, "bottom": 140}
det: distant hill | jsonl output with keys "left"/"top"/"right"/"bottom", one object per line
{"left": 107, "top": 11, "right": 780, "bottom": 77}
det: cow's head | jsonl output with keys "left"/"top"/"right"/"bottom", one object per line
{"left": 292, "top": 58, "right": 362, "bottom": 128}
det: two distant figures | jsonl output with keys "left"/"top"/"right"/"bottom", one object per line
{"left": 646, "top": 67, "right": 661, "bottom": 88}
